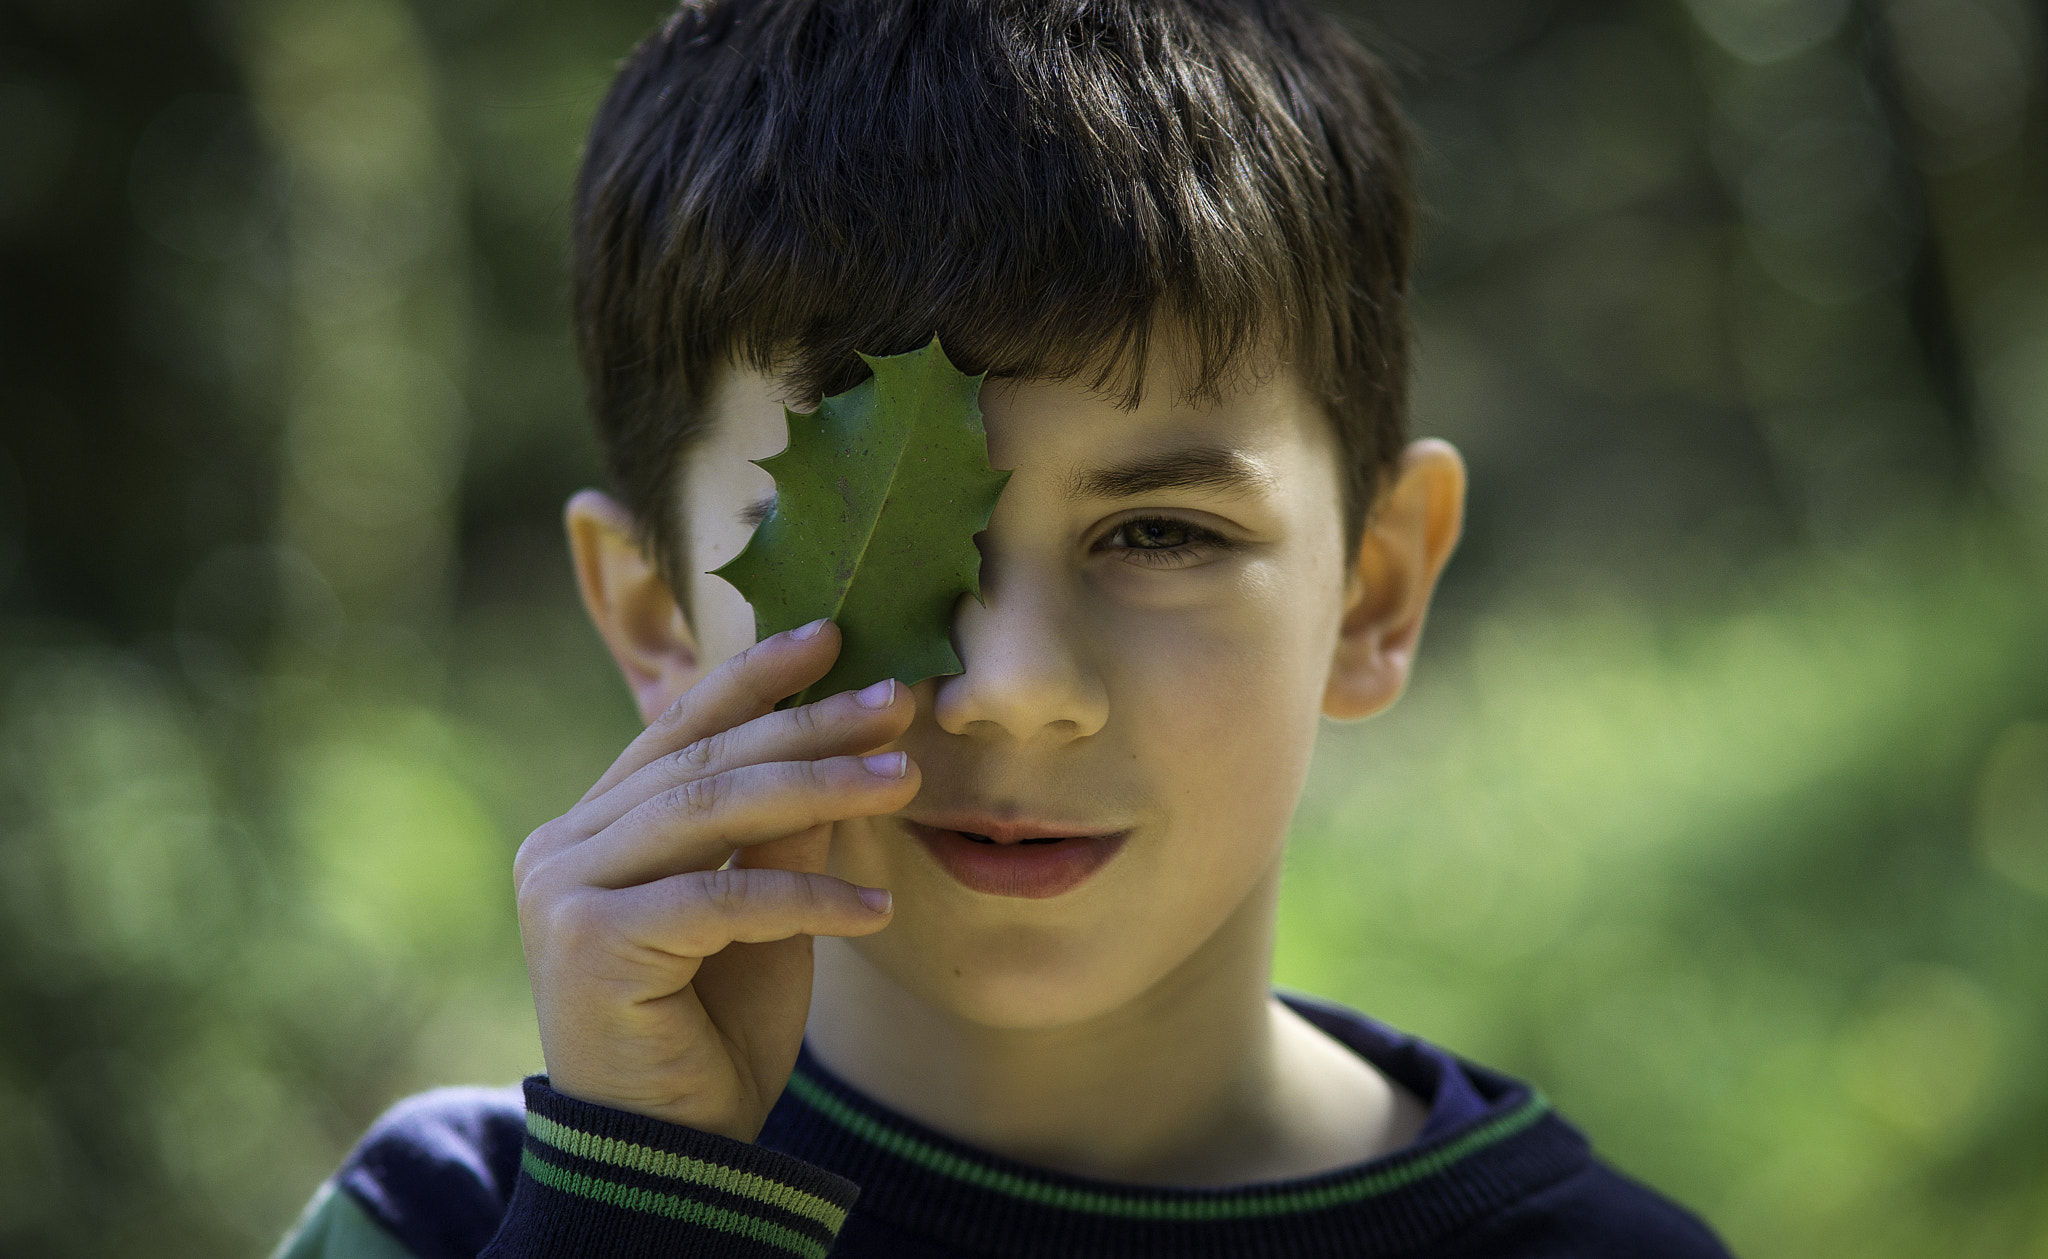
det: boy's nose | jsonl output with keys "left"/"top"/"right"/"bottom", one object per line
{"left": 931, "top": 572, "right": 1109, "bottom": 743}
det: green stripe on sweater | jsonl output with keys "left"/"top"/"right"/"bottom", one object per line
{"left": 785, "top": 1069, "right": 1550, "bottom": 1220}
{"left": 521, "top": 1149, "right": 831, "bottom": 1259}
{"left": 524, "top": 1111, "right": 847, "bottom": 1231}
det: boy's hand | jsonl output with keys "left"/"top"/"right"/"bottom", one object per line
{"left": 513, "top": 620, "right": 916, "bottom": 1142}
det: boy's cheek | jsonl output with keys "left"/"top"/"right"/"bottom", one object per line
{"left": 1105, "top": 581, "right": 1333, "bottom": 746}
{"left": 686, "top": 575, "right": 760, "bottom": 675}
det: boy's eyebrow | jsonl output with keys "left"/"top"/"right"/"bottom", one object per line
{"left": 739, "top": 496, "right": 775, "bottom": 528}
{"left": 1064, "top": 445, "right": 1274, "bottom": 500}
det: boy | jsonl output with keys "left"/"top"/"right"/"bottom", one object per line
{"left": 279, "top": 0, "right": 1734, "bottom": 1255}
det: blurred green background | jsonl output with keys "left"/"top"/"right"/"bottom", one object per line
{"left": 1, "top": 0, "right": 2044, "bottom": 1254}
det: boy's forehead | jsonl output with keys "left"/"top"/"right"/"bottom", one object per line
{"left": 697, "top": 359, "right": 1335, "bottom": 487}
{"left": 976, "top": 366, "right": 1329, "bottom": 484}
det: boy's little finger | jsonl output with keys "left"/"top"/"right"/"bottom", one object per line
{"left": 609, "top": 866, "right": 894, "bottom": 960}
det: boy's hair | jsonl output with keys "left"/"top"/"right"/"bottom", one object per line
{"left": 573, "top": 0, "right": 1414, "bottom": 601}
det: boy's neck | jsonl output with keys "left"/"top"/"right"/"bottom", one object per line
{"left": 803, "top": 863, "right": 1426, "bottom": 1187}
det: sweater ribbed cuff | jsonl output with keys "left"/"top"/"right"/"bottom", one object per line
{"left": 478, "top": 1077, "right": 859, "bottom": 1259}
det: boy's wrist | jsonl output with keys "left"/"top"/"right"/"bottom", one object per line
{"left": 538, "top": 1071, "right": 760, "bottom": 1144}
{"left": 480, "top": 1076, "right": 857, "bottom": 1259}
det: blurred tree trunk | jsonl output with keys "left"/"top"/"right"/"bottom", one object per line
{"left": 0, "top": 0, "right": 270, "bottom": 637}
{"left": 1870, "top": 0, "right": 2048, "bottom": 535}
{"left": 232, "top": 0, "right": 469, "bottom": 650}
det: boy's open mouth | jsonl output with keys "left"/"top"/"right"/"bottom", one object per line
{"left": 904, "top": 820, "right": 1128, "bottom": 899}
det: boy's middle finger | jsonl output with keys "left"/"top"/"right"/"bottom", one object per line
{"left": 567, "top": 679, "right": 913, "bottom": 837}
{"left": 564, "top": 749, "right": 921, "bottom": 890}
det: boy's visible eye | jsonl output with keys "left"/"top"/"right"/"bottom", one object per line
{"left": 1093, "top": 516, "right": 1232, "bottom": 568}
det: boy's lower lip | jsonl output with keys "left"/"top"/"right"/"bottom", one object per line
{"left": 906, "top": 823, "right": 1127, "bottom": 899}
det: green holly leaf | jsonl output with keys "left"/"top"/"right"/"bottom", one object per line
{"left": 712, "top": 338, "right": 1012, "bottom": 708}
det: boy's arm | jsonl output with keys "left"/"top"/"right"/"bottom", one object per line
{"left": 271, "top": 1079, "right": 858, "bottom": 1259}
{"left": 270, "top": 1183, "right": 415, "bottom": 1259}
{"left": 479, "top": 1078, "right": 856, "bottom": 1259}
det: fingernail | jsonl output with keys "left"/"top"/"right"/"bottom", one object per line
{"left": 855, "top": 679, "right": 895, "bottom": 709}
{"left": 858, "top": 886, "right": 892, "bottom": 914}
{"left": 792, "top": 618, "right": 829, "bottom": 641}
{"left": 862, "top": 751, "right": 908, "bottom": 778}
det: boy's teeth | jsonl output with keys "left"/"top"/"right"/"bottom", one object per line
{"left": 957, "top": 830, "right": 1065, "bottom": 845}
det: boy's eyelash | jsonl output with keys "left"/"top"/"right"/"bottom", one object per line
{"left": 1094, "top": 516, "right": 1233, "bottom": 567}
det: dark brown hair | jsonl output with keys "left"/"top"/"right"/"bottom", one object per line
{"left": 573, "top": 0, "right": 1414, "bottom": 598}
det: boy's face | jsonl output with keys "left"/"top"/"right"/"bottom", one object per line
{"left": 664, "top": 350, "right": 1447, "bottom": 1030}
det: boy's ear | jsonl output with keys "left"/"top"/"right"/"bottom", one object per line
{"left": 1324, "top": 439, "right": 1466, "bottom": 721}
{"left": 565, "top": 489, "right": 703, "bottom": 726}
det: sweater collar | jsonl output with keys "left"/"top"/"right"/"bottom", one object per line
{"left": 757, "top": 995, "right": 1590, "bottom": 1258}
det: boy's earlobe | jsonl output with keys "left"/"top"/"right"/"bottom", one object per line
{"left": 565, "top": 489, "right": 703, "bottom": 725}
{"left": 1323, "top": 440, "right": 1466, "bottom": 722}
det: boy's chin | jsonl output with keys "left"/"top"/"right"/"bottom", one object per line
{"left": 841, "top": 921, "right": 1173, "bottom": 1032}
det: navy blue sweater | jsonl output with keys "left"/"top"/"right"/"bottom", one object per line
{"left": 282, "top": 996, "right": 1732, "bottom": 1258}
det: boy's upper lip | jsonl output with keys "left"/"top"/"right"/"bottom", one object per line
{"left": 904, "top": 811, "right": 1127, "bottom": 845}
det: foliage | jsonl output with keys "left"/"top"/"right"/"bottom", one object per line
{"left": 714, "top": 340, "right": 1010, "bottom": 706}
{"left": 1278, "top": 527, "right": 2048, "bottom": 1257}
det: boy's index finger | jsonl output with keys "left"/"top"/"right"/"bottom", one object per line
{"left": 577, "top": 619, "right": 840, "bottom": 807}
